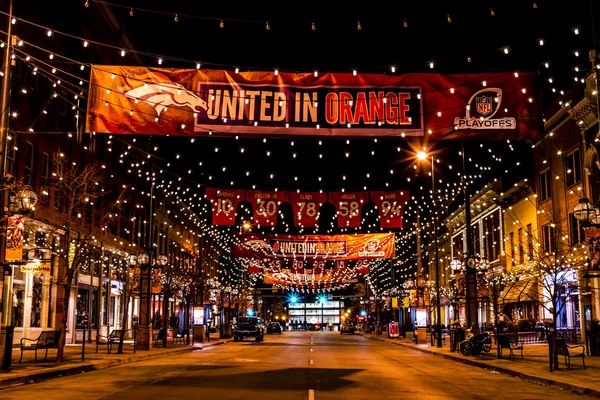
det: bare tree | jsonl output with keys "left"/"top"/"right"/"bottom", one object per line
{"left": 502, "top": 193, "right": 593, "bottom": 369}
{"left": 32, "top": 154, "right": 124, "bottom": 361}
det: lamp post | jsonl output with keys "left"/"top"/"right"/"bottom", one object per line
{"left": 417, "top": 150, "right": 443, "bottom": 347}
{"left": 131, "top": 251, "right": 168, "bottom": 350}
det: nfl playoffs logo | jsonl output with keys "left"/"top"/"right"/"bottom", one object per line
{"left": 476, "top": 96, "right": 492, "bottom": 115}
{"left": 454, "top": 88, "right": 516, "bottom": 130}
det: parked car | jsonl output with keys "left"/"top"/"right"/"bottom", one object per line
{"left": 340, "top": 323, "right": 355, "bottom": 334}
{"left": 267, "top": 322, "right": 283, "bottom": 334}
{"left": 233, "top": 317, "right": 265, "bottom": 342}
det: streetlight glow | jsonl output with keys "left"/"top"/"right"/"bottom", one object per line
{"left": 417, "top": 150, "right": 427, "bottom": 160}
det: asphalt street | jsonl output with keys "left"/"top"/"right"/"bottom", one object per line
{"left": 0, "top": 331, "right": 592, "bottom": 400}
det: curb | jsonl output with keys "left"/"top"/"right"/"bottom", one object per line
{"left": 361, "top": 334, "right": 600, "bottom": 397}
{"left": 0, "top": 339, "right": 231, "bottom": 390}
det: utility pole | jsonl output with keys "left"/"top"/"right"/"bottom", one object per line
{"left": 432, "top": 158, "right": 442, "bottom": 348}
{"left": 0, "top": 1, "right": 14, "bottom": 362}
{"left": 463, "top": 144, "right": 478, "bottom": 330}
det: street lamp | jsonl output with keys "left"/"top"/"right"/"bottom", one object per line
{"left": 573, "top": 198, "right": 597, "bottom": 223}
{"left": 14, "top": 185, "right": 38, "bottom": 212}
{"left": 450, "top": 258, "right": 463, "bottom": 274}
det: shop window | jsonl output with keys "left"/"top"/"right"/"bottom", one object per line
{"left": 24, "top": 142, "right": 34, "bottom": 185}
{"left": 518, "top": 228, "right": 524, "bottom": 264}
{"left": 565, "top": 148, "right": 582, "bottom": 187}
{"left": 40, "top": 153, "right": 50, "bottom": 203}
{"left": 570, "top": 213, "right": 586, "bottom": 245}
{"left": 30, "top": 274, "right": 43, "bottom": 327}
{"left": 539, "top": 169, "right": 552, "bottom": 201}
{"left": 527, "top": 224, "right": 534, "bottom": 260}
{"left": 76, "top": 286, "right": 99, "bottom": 329}
{"left": 542, "top": 223, "right": 556, "bottom": 254}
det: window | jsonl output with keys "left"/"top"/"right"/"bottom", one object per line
{"left": 527, "top": 224, "right": 533, "bottom": 260}
{"left": 24, "top": 142, "right": 34, "bottom": 185}
{"left": 565, "top": 149, "right": 582, "bottom": 187}
{"left": 542, "top": 223, "right": 556, "bottom": 254}
{"left": 6, "top": 142, "right": 16, "bottom": 177}
{"left": 570, "top": 213, "right": 586, "bottom": 245}
{"left": 539, "top": 169, "right": 552, "bottom": 201}
{"left": 518, "top": 228, "right": 524, "bottom": 263}
{"left": 40, "top": 153, "right": 50, "bottom": 203}
{"left": 509, "top": 232, "right": 514, "bottom": 265}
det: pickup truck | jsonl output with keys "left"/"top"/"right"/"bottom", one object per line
{"left": 233, "top": 317, "right": 264, "bottom": 342}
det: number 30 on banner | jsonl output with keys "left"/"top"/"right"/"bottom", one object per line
{"left": 257, "top": 199, "right": 278, "bottom": 216}
{"left": 338, "top": 201, "right": 360, "bottom": 217}
{"left": 297, "top": 202, "right": 317, "bottom": 217}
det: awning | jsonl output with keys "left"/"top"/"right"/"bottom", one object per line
{"left": 499, "top": 278, "right": 538, "bottom": 305}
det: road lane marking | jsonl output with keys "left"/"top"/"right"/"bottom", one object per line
{"left": 308, "top": 389, "right": 315, "bottom": 400}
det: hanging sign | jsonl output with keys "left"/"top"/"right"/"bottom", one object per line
{"left": 6, "top": 216, "right": 24, "bottom": 262}
{"left": 205, "top": 188, "right": 246, "bottom": 225}
{"left": 329, "top": 192, "right": 368, "bottom": 228}
{"left": 288, "top": 192, "right": 326, "bottom": 228}
{"left": 233, "top": 233, "right": 395, "bottom": 261}
{"left": 20, "top": 262, "right": 51, "bottom": 274}
{"left": 369, "top": 190, "right": 409, "bottom": 228}
{"left": 246, "top": 190, "right": 287, "bottom": 227}
{"left": 584, "top": 227, "right": 600, "bottom": 277}
{"left": 86, "top": 66, "right": 541, "bottom": 140}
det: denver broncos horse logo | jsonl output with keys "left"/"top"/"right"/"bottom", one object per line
{"left": 124, "top": 82, "right": 208, "bottom": 117}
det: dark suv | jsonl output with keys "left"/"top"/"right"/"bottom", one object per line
{"left": 233, "top": 317, "right": 264, "bottom": 342}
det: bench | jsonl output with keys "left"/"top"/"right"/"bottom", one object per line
{"left": 173, "top": 329, "right": 188, "bottom": 344}
{"left": 556, "top": 338, "right": 586, "bottom": 369}
{"left": 19, "top": 329, "right": 61, "bottom": 362}
{"left": 153, "top": 329, "right": 166, "bottom": 347}
{"left": 96, "top": 329, "right": 122, "bottom": 353}
{"left": 498, "top": 334, "right": 524, "bottom": 359}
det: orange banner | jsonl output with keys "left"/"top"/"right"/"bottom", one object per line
{"left": 233, "top": 233, "right": 395, "bottom": 261}
{"left": 86, "top": 66, "right": 541, "bottom": 140}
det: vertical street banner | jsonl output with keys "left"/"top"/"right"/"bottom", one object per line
{"left": 329, "top": 192, "right": 368, "bottom": 228}
{"left": 246, "top": 190, "right": 288, "bottom": 227}
{"left": 6, "top": 216, "right": 24, "bottom": 261}
{"left": 288, "top": 192, "right": 327, "bottom": 228}
{"left": 205, "top": 188, "right": 246, "bottom": 225}
{"left": 584, "top": 228, "right": 600, "bottom": 277}
{"left": 369, "top": 190, "right": 410, "bottom": 228}
{"left": 87, "top": 66, "right": 542, "bottom": 141}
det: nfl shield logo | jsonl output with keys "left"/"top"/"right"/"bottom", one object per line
{"left": 476, "top": 95, "right": 493, "bottom": 115}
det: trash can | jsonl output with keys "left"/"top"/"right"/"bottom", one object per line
{"left": 193, "top": 324, "right": 205, "bottom": 343}
{"left": 1, "top": 326, "right": 15, "bottom": 371}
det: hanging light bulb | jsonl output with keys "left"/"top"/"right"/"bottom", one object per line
{"left": 274, "top": 69, "right": 279, "bottom": 76}
{"left": 158, "top": 57, "right": 163, "bottom": 65}
{"left": 219, "top": 19, "right": 224, "bottom": 28}
{"left": 311, "top": 21, "right": 316, "bottom": 31}
{"left": 174, "top": 14, "right": 179, "bottom": 22}
{"left": 429, "top": 61, "right": 435, "bottom": 69}
{"left": 196, "top": 63, "right": 201, "bottom": 69}
{"left": 533, "top": 2, "right": 537, "bottom": 8}
{"left": 266, "top": 21, "right": 270, "bottom": 30}
{"left": 47, "top": 29, "right": 53, "bottom": 37}
{"left": 129, "top": 8, "right": 134, "bottom": 17}
{"left": 120, "top": 49, "right": 126, "bottom": 57}
{"left": 357, "top": 21, "right": 362, "bottom": 31}
{"left": 391, "top": 65, "right": 396, "bottom": 73}
{"left": 83, "top": 40, "right": 89, "bottom": 47}
{"left": 84, "top": 0, "right": 89, "bottom": 7}
{"left": 447, "top": 15, "right": 452, "bottom": 23}
{"left": 314, "top": 70, "right": 318, "bottom": 77}
{"left": 403, "top": 19, "right": 408, "bottom": 28}
{"left": 490, "top": 8, "right": 495, "bottom": 16}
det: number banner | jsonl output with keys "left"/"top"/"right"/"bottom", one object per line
{"left": 369, "top": 190, "right": 410, "bottom": 228}
{"left": 232, "top": 233, "right": 395, "bottom": 261}
{"left": 288, "top": 192, "right": 327, "bottom": 228}
{"left": 328, "top": 192, "right": 368, "bottom": 228}
{"left": 205, "top": 188, "right": 246, "bottom": 225}
{"left": 87, "top": 66, "right": 541, "bottom": 140}
{"left": 246, "top": 190, "right": 288, "bottom": 226}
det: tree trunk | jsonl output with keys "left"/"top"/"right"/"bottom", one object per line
{"left": 162, "top": 290, "right": 169, "bottom": 348}
{"left": 56, "top": 282, "right": 72, "bottom": 362}
{"left": 117, "top": 277, "right": 129, "bottom": 354}
{"left": 185, "top": 298, "right": 190, "bottom": 345}
{"left": 551, "top": 311, "right": 559, "bottom": 369}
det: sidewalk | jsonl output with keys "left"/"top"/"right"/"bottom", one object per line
{"left": 361, "top": 332, "right": 600, "bottom": 397}
{"left": 0, "top": 335, "right": 231, "bottom": 390}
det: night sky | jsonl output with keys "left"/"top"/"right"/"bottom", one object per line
{"left": 3, "top": 0, "right": 597, "bottom": 224}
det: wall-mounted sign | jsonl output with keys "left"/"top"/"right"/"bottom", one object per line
{"left": 20, "top": 262, "right": 51, "bottom": 274}
{"left": 6, "top": 216, "right": 24, "bottom": 262}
